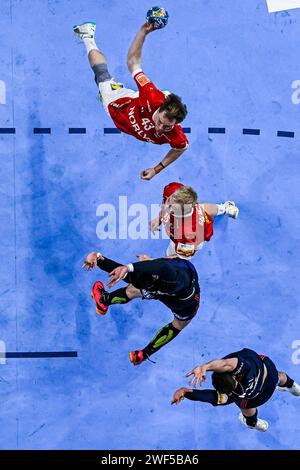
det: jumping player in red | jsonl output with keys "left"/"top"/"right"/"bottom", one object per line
{"left": 149, "top": 182, "right": 239, "bottom": 259}
{"left": 73, "top": 21, "right": 188, "bottom": 180}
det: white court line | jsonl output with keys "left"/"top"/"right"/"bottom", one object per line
{"left": 0, "top": 80, "right": 6, "bottom": 105}
{"left": 0, "top": 340, "right": 6, "bottom": 365}
{"left": 267, "top": 0, "right": 300, "bottom": 12}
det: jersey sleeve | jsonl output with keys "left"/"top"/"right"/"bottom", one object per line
{"left": 133, "top": 69, "right": 165, "bottom": 109}
{"left": 224, "top": 351, "right": 250, "bottom": 376}
{"left": 204, "top": 211, "right": 214, "bottom": 241}
{"left": 184, "top": 389, "right": 234, "bottom": 407}
{"left": 168, "top": 125, "right": 189, "bottom": 150}
{"left": 131, "top": 258, "right": 175, "bottom": 280}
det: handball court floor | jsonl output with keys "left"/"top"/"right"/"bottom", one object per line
{"left": 0, "top": 0, "right": 299, "bottom": 450}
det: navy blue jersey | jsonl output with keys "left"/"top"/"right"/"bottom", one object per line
{"left": 131, "top": 258, "right": 198, "bottom": 297}
{"left": 224, "top": 348, "right": 267, "bottom": 399}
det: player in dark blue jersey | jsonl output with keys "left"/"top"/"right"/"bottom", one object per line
{"left": 172, "top": 348, "right": 300, "bottom": 431}
{"left": 82, "top": 251, "right": 200, "bottom": 365}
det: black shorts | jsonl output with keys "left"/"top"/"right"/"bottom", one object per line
{"left": 141, "top": 267, "right": 200, "bottom": 321}
{"left": 234, "top": 357, "right": 279, "bottom": 409}
{"left": 158, "top": 288, "right": 200, "bottom": 321}
{"left": 141, "top": 280, "right": 200, "bottom": 321}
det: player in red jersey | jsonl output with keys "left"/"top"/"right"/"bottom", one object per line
{"left": 73, "top": 21, "right": 188, "bottom": 180}
{"left": 149, "top": 182, "right": 239, "bottom": 259}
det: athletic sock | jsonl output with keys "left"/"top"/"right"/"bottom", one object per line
{"left": 82, "top": 37, "right": 99, "bottom": 54}
{"left": 143, "top": 322, "right": 180, "bottom": 357}
{"left": 281, "top": 374, "right": 294, "bottom": 388}
{"left": 244, "top": 410, "right": 258, "bottom": 427}
{"left": 216, "top": 203, "right": 226, "bottom": 216}
{"left": 106, "top": 288, "right": 131, "bottom": 305}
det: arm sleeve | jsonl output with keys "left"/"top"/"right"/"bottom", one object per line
{"left": 224, "top": 352, "right": 249, "bottom": 376}
{"left": 97, "top": 257, "right": 123, "bottom": 273}
{"left": 133, "top": 70, "right": 165, "bottom": 108}
{"left": 184, "top": 389, "right": 233, "bottom": 407}
{"left": 184, "top": 389, "right": 234, "bottom": 407}
{"left": 168, "top": 128, "right": 189, "bottom": 150}
{"left": 131, "top": 258, "right": 176, "bottom": 280}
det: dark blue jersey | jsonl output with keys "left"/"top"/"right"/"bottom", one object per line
{"left": 131, "top": 258, "right": 198, "bottom": 297}
{"left": 224, "top": 348, "right": 266, "bottom": 399}
{"left": 97, "top": 256, "right": 197, "bottom": 295}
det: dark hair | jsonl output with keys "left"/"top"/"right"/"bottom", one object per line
{"left": 211, "top": 372, "right": 236, "bottom": 394}
{"left": 159, "top": 93, "right": 188, "bottom": 123}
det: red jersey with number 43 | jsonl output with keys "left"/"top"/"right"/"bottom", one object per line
{"left": 161, "top": 182, "right": 214, "bottom": 258}
{"left": 107, "top": 70, "right": 188, "bottom": 150}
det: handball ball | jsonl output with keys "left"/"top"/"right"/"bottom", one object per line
{"left": 146, "top": 6, "right": 169, "bottom": 29}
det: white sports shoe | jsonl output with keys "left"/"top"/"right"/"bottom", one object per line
{"left": 277, "top": 381, "right": 300, "bottom": 396}
{"left": 224, "top": 201, "right": 239, "bottom": 219}
{"left": 238, "top": 412, "right": 269, "bottom": 432}
{"left": 73, "top": 22, "right": 96, "bottom": 39}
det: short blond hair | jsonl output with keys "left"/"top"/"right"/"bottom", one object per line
{"left": 173, "top": 186, "right": 198, "bottom": 206}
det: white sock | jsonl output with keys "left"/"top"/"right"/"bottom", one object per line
{"left": 216, "top": 203, "right": 226, "bottom": 216}
{"left": 82, "top": 37, "right": 99, "bottom": 54}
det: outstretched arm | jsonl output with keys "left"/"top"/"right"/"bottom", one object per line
{"left": 127, "top": 22, "right": 154, "bottom": 74}
{"left": 201, "top": 203, "right": 219, "bottom": 217}
{"left": 200, "top": 202, "right": 239, "bottom": 219}
{"left": 186, "top": 358, "right": 238, "bottom": 387}
{"left": 141, "top": 147, "right": 187, "bottom": 180}
{"left": 171, "top": 387, "right": 232, "bottom": 407}
{"left": 82, "top": 252, "right": 126, "bottom": 276}
{"left": 107, "top": 257, "right": 177, "bottom": 288}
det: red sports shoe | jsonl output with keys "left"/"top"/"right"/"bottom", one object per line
{"left": 129, "top": 350, "right": 147, "bottom": 366}
{"left": 91, "top": 281, "right": 109, "bottom": 316}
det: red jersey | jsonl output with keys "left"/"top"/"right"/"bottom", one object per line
{"left": 107, "top": 70, "right": 188, "bottom": 150}
{"left": 161, "top": 182, "right": 214, "bottom": 258}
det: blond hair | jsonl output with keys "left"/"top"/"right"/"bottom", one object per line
{"left": 173, "top": 186, "right": 198, "bottom": 206}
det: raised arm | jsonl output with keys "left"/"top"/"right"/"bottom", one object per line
{"left": 186, "top": 358, "right": 238, "bottom": 387}
{"left": 142, "top": 147, "right": 187, "bottom": 181}
{"left": 106, "top": 258, "right": 176, "bottom": 288}
{"left": 127, "top": 22, "right": 154, "bottom": 74}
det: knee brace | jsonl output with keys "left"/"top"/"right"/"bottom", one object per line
{"left": 92, "top": 63, "right": 111, "bottom": 85}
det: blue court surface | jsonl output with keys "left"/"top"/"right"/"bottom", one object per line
{"left": 0, "top": 0, "right": 299, "bottom": 450}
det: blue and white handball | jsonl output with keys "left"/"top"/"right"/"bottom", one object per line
{"left": 146, "top": 6, "right": 169, "bottom": 30}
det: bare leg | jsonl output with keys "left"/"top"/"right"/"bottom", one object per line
{"left": 172, "top": 317, "right": 191, "bottom": 331}
{"left": 241, "top": 407, "right": 257, "bottom": 418}
{"left": 73, "top": 23, "right": 110, "bottom": 75}
{"left": 88, "top": 49, "right": 107, "bottom": 68}
{"left": 278, "top": 371, "right": 288, "bottom": 386}
{"left": 125, "top": 284, "right": 143, "bottom": 300}
{"left": 277, "top": 370, "right": 300, "bottom": 395}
